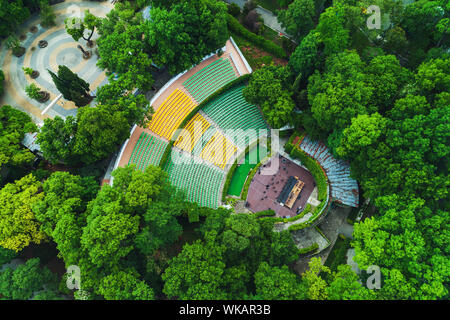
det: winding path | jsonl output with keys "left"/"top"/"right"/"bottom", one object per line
{"left": 0, "top": 1, "right": 113, "bottom": 123}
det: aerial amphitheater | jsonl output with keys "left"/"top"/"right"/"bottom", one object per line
{"left": 113, "top": 37, "right": 359, "bottom": 237}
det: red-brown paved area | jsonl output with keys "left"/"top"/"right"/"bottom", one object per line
{"left": 246, "top": 155, "right": 315, "bottom": 218}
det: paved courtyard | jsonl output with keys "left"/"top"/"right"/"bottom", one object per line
{"left": 246, "top": 154, "right": 315, "bottom": 217}
{"left": 0, "top": 1, "right": 113, "bottom": 123}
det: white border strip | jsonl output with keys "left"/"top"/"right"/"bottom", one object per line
{"left": 149, "top": 70, "right": 187, "bottom": 106}
{"left": 229, "top": 52, "right": 243, "bottom": 76}
{"left": 110, "top": 124, "right": 138, "bottom": 186}
{"left": 229, "top": 36, "right": 253, "bottom": 73}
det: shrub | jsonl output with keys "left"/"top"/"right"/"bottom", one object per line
{"left": 23, "top": 67, "right": 34, "bottom": 76}
{"left": 288, "top": 221, "right": 310, "bottom": 231}
{"left": 253, "top": 209, "right": 275, "bottom": 218}
{"left": 40, "top": 0, "right": 56, "bottom": 28}
{"left": 298, "top": 243, "right": 319, "bottom": 255}
{"left": 25, "top": 83, "right": 42, "bottom": 100}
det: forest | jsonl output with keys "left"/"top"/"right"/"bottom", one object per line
{"left": 0, "top": 0, "right": 448, "bottom": 300}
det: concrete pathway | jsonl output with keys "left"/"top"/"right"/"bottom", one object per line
{"left": 0, "top": 1, "right": 113, "bottom": 123}
{"left": 339, "top": 221, "right": 354, "bottom": 239}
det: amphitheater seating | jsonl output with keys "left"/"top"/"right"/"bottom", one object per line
{"left": 202, "top": 85, "right": 268, "bottom": 146}
{"left": 200, "top": 131, "right": 237, "bottom": 170}
{"left": 148, "top": 89, "right": 196, "bottom": 140}
{"left": 128, "top": 131, "right": 168, "bottom": 171}
{"left": 183, "top": 57, "right": 237, "bottom": 103}
{"left": 174, "top": 113, "right": 211, "bottom": 153}
{"left": 165, "top": 153, "right": 225, "bottom": 208}
{"left": 299, "top": 136, "right": 359, "bottom": 207}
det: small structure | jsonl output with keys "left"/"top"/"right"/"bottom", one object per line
{"left": 277, "top": 176, "right": 304, "bottom": 209}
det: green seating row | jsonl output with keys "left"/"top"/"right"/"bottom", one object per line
{"left": 165, "top": 153, "right": 225, "bottom": 208}
{"left": 202, "top": 85, "right": 268, "bottom": 145}
{"left": 128, "top": 132, "right": 168, "bottom": 170}
{"left": 183, "top": 58, "right": 237, "bottom": 103}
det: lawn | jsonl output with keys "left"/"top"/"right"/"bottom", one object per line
{"left": 227, "top": 146, "right": 263, "bottom": 197}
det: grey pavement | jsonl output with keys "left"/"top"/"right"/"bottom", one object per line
{"left": 339, "top": 221, "right": 354, "bottom": 239}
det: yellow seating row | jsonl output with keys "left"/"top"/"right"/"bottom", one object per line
{"left": 174, "top": 113, "right": 211, "bottom": 153}
{"left": 148, "top": 89, "right": 196, "bottom": 140}
{"left": 200, "top": 131, "right": 237, "bottom": 169}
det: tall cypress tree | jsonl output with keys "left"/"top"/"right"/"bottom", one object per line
{"left": 48, "top": 65, "right": 93, "bottom": 107}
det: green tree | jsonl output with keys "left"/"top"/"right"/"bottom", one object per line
{"left": 415, "top": 57, "right": 450, "bottom": 100}
{"left": 25, "top": 83, "right": 42, "bottom": 100}
{"left": 48, "top": 65, "right": 93, "bottom": 107}
{"left": 289, "top": 31, "right": 323, "bottom": 80}
{"left": 0, "top": 246, "right": 17, "bottom": 265}
{"left": 301, "top": 257, "right": 330, "bottom": 300}
{"left": 135, "top": 203, "right": 183, "bottom": 256}
{"left": 81, "top": 212, "right": 140, "bottom": 268}
{"left": 72, "top": 104, "right": 130, "bottom": 164}
{"left": 36, "top": 116, "right": 77, "bottom": 165}
{"left": 0, "top": 105, "right": 37, "bottom": 173}
{"left": 277, "top": 0, "right": 316, "bottom": 42}
{"left": 0, "top": 0, "right": 30, "bottom": 38}
{"left": 307, "top": 51, "right": 374, "bottom": 134}
{"left": 315, "top": 4, "right": 349, "bottom": 57}
{"left": 64, "top": 10, "right": 100, "bottom": 45}
{"left": 32, "top": 171, "right": 98, "bottom": 237}
{"left": 336, "top": 113, "right": 388, "bottom": 160}
{"left": 96, "top": 2, "right": 154, "bottom": 91}
{"left": 99, "top": 271, "right": 154, "bottom": 300}
{"left": 0, "top": 174, "right": 46, "bottom": 252}
{"left": 162, "top": 238, "right": 228, "bottom": 299}
{"left": 39, "top": 0, "right": 56, "bottom": 28}
{"left": 243, "top": 65, "right": 294, "bottom": 128}
{"left": 326, "top": 265, "right": 374, "bottom": 300}
{"left": 0, "top": 258, "right": 58, "bottom": 300}
{"left": 145, "top": 0, "right": 229, "bottom": 75}
{"left": 254, "top": 262, "right": 306, "bottom": 299}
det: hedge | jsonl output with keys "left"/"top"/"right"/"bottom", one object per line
{"left": 241, "top": 161, "right": 263, "bottom": 200}
{"left": 298, "top": 243, "right": 319, "bottom": 255}
{"left": 227, "top": 14, "right": 287, "bottom": 59}
{"left": 288, "top": 221, "right": 310, "bottom": 231}
{"left": 158, "top": 74, "right": 251, "bottom": 170}
{"left": 289, "top": 146, "right": 328, "bottom": 201}
{"left": 253, "top": 209, "right": 276, "bottom": 218}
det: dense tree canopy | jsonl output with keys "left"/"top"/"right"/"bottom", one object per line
{"left": 145, "top": 0, "right": 229, "bottom": 75}
{"left": 277, "top": 0, "right": 316, "bottom": 42}
{"left": 0, "top": 105, "right": 37, "bottom": 173}
{"left": 0, "top": 174, "right": 46, "bottom": 252}
{"left": 243, "top": 65, "right": 295, "bottom": 128}
{"left": 0, "top": 258, "right": 59, "bottom": 300}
